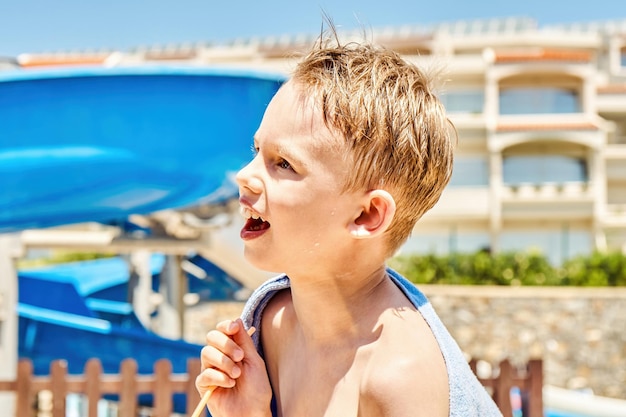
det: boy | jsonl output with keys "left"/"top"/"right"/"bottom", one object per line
{"left": 196, "top": 31, "right": 503, "bottom": 417}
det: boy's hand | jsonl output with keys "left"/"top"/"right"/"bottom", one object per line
{"left": 196, "top": 318, "right": 273, "bottom": 417}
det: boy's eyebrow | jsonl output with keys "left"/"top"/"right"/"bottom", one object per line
{"left": 276, "top": 142, "right": 305, "bottom": 166}
{"left": 256, "top": 136, "right": 307, "bottom": 167}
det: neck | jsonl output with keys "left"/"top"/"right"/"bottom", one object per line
{"left": 286, "top": 263, "right": 392, "bottom": 348}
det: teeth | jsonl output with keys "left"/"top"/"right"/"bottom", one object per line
{"left": 240, "top": 206, "right": 266, "bottom": 222}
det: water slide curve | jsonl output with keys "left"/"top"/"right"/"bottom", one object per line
{"left": 0, "top": 66, "right": 284, "bottom": 232}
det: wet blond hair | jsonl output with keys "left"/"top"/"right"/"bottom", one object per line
{"left": 292, "top": 32, "right": 455, "bottom": 257}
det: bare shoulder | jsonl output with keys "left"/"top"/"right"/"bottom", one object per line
{"left": 260, "top": 287, "right": 293, "bottom": 339}
{"left": 360, "top": 307, "right": 449, "bottom": 417}
{"left": 260, "top": 288, "right": 293, "bottom": 355}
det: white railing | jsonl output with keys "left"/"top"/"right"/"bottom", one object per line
{"left": 502, "top": 182, "right": 591, "bottom": 200}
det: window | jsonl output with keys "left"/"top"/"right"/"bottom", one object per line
{"left": 400, "top": 231, "right": 491, "bottom": 256}
{"left": 499, "top": 87, "right": 580, "bottom": 114}
{"left": 449, "top": 156, "right": 489, "bottom": 187}
{"left": 500, "top": 228, "right": 591, "bottom": 265}
{"left": 440, "top": 90, "right": 484, "bottom": 114}
{"left": 503, "top": 155, "right": 587, "bottom": 185}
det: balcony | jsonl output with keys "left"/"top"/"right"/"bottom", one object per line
{"left": 448, "top": 113, "right": 487, "bottom": 130}
{"left": 494, "top": 113, "right": 598, "bottom": 135}
{"left": 500, "top": 182, "right": 594, "bottom": 220}
{"left": 601, "top": 204, "right": 626, "bottom": 228}
{"left": 425, "top": 187, "right": 490, "bottom": 220}
{"left": 597, "top": 85, "right": 626, "bottom": 113}
{"left": 501, "top": 182, "right": 592, "bottom": 201}
{"left": 492, "top": 118, "right": 602, "bottom": 153}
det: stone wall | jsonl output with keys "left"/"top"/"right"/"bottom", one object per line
{"left": 184, "top": 285, "right": 626, "bottom": 400}
{"left": 422, "top": 285, "right": 626, "bottom": 400}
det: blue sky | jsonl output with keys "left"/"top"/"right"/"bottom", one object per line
{"left": 0, "top": 0, "right": 624, "bottom": 57}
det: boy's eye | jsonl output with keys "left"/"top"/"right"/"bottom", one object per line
{"left": 277, "top": 159, "right": 292, "bottom": 170}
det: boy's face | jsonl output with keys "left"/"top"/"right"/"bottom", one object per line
{"left": 235, "top": 81, "right": 362, "bottom": 274}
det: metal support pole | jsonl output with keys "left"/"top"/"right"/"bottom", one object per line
{"left": 154, "top": 254, "right": 186, "bottom": 340}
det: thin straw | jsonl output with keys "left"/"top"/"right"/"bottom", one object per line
{"left": 190, "top": 326, "right": 256, "bottom": 417}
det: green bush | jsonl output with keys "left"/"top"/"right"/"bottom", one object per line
{"left": 17, "top": 251, "right": 114, "bottom": 268}
{"left": 389, "top": 250, "right": 626, "bottom": 286}
{"left": 559, "top": 251, "right": 626, "bottom": 286}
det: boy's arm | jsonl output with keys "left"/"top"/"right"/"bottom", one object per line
{"left": 362, "top": 351, "right": 449, "bottom": 417}
{"left": 195, "top": 318, "right": 273, "bottom": 417}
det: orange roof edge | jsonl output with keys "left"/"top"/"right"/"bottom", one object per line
{"left": 496, "top": 122, "right": 598, "bottom": 132}
{"left": 495, "top": 48, "right": 591, "bottom": 64}
{"left": 18, "top": 55, "right": 110, "bottom": 68}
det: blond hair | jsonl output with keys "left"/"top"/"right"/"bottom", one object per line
{"left": 292, "top": 34, "right": 455, "bottom": 256}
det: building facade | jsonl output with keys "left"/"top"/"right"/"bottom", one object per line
{"left": 9, "top": 17, "right": 626, "bottom": 264}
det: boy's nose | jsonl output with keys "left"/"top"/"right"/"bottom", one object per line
{"left": 235, "top": 159, "right": 263, "bottom": 194}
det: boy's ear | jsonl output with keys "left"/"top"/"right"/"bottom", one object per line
{"left": 349, "top": 190, "right": 396, "bottom": 239}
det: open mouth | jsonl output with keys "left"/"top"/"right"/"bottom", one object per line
{"left": 244, "top": 217, "right": 271, "bottom": 232}
{"left": 240, "top": 207, "right": 270, "bottom": 232}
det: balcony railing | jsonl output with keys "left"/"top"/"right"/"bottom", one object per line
{"left": 501, "top": 182, "right": 592, "bottom": 200}
{"left": 602, "top": 204, "right": 626, "bottom": 228}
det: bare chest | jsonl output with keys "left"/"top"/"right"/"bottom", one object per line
{"left": 273, "top": 353, "right": 372, "bottom": 417}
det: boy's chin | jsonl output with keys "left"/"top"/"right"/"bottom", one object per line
{"left": 243, "top": 249, "right": 281, "bottom": 273}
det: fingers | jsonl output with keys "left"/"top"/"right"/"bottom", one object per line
{"left": 200, "top": 344, "right": 242, "bottom": 377}
{"left": 196, "top": 365, "right": 237, "bottom": 390}
{"left": 214, "top": 319, "right": 257, "bottom": 362}
{"left": 204, "top": 322, "right": 245, "bottom": 363}
{"left": 215, "top": 318, "right": 246, "bottom": 338}
{"left": 197, "top": 319, "right": 252, "bottom": 394}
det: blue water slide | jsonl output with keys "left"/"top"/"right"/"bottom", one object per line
{"left": 18, "top": 255, "right": 162, "bottom": 330}
{"left": 17, "top": 303, "right": 201, "bottom": 376}
{"left": 17, "top": 255, "right": 207, "bottom": 414}
{"left": 17, "top": 253, "right": 245, "bottom": 363}
{"left": 0, "top": 66, "right": 284, "bottom": 232}
{"left": 18, "top": 253, "right": 244, "bottom": 319}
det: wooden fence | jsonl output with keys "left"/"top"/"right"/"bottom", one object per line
{"left": 0, "top": 357, "right": 542, "bottom": 417}
{"left": 0, "top": 358, "right": 202, "bottom": 417}
{"left": 471, "top": 358, "right": 544, "bottom": 417}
